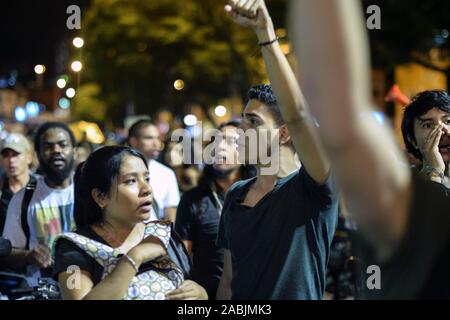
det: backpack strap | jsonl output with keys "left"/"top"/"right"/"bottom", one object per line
{"left": 21, "top": 175, "right": 37, "bottom": 250}
{"left": 143, "top": 221, "right": 172, "bottom": 249}
{"left": 58, "top": 233, "right": 121, "bottom": 268}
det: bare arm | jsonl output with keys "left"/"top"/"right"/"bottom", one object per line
{"left": 58, "top": 256, "right": 139, "bottom": 300}
{"left": 291, "top": 0, "right": 411, "bottom": 260}
{"left": 59, "top": 238, "right": 165, "bottom": 300}
{"left": 216, "top": 249, "right": 232, "bottom": 300}
{"left": 226, "top": 0, "right": 330, "bottom": 184}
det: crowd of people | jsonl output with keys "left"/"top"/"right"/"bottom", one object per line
{"left": 1, "top": 0, "right": 450, "bottom": 300}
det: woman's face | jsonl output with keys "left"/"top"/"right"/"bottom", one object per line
{"left": 103, "top": 155, "right": 153, "bottom": 225}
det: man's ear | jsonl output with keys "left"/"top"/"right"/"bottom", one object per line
{"left": 279, "top": 124, "right": 292, "bottom": 146}
{"left": 26, "top": 152, "right": 33, "bottom": 166}
{"left": 129, "top": 136, "right": 137, "bottom": 148}
{"left": 91, "top": 189, "right": 107, "bottom": 209}
{"left": 407, "top": 135, "right": 418, "bottom": 149}
{"left": 73, "top": 147, "right": 78, "bottom": 161}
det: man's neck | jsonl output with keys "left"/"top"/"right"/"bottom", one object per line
{"left": 253, "top": 146, "right": 299, "bottom": 190}
{"left": 44, "top": 176, "right": 72, "bottom": 189}
{"left": 8, "top": 172, "right": 30, "bottom": 193}
{"left": 278, "top": 146, "right": 300, "bottom": 178}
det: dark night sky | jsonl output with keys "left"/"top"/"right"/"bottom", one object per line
{"left": 0, "top": 0, "right": 89, "bottom": 86}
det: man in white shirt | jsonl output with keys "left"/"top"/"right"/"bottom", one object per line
{"left": 0, "top": 122, "right": 77, "bottom": 286}
{"left": 128, "top": 119, "right": 180, "bottom": 222}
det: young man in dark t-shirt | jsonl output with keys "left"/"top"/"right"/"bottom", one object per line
{"left": 216, "top": 1, "right": 339, "bottom": 300}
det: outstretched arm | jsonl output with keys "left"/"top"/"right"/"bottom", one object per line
{"left": 291, "top": 0, "right": 411, "bottom": 260}
{"left": 226, "top": 0, "right": 330, "bottom": 184}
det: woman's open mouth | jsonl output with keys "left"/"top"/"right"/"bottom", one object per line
{"left": 138, "top": 201, "right": 153, "bottom": 212}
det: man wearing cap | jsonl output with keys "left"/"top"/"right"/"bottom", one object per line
{"left": 0, "top": 133, "right": 33, "bottom": 235}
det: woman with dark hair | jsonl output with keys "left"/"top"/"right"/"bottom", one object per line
{"left": 175, "top": 120, "right": 256, "bottom": 299}
{"left": 54, "top": 146, "right": 207, "bottom": 300}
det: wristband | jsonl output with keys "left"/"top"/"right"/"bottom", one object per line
{"left": 258, "top": 36, "right": 279, "bottom": 47}
{"left": 122, "top": 254, "right": 139, "bottom": 273}
{"left": 424, "top": 165, "right": 445, "bottom": 182}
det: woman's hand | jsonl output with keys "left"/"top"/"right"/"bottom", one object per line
{"left": 166, "top": 280, "right": 208, "bottom": 300}
{"left": 128, "top": 235, "right": 167, "bottom": 266}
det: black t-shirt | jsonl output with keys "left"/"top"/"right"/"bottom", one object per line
{"left": 0, "top": 179, "right": 15, "bottom": 235}
{"left": 358, "top": 174, "right": 450, "bottom": 299}
{"left": 54, "top": 226, "right": 107, "bottom": 284}
{"left": 175, "top": 183, "right": 225, "bottom": 300}
{"left": 54, "top": 226, "right": 159, "bottom": 285}
{"left": 217, "top": 168, "right": 339, "bottom": 300}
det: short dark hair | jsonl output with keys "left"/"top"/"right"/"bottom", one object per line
{"left": 34, "top": 122, "right": 77, "bottom": 154}
{"left": 74, "top": 146, "right": 148, "bottom": 228}
{"left": 128, "top": 119, "right": 156, "bottom": 140}
{"left": 401, "top": 90, "right": 450, "bottom": 160}
{"left": 247, "top": 84, "right": 284, "bottom": 126}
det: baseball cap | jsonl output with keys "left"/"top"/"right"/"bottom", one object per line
{"left": 1, "top": 133, "right": 31, "bottom": 154}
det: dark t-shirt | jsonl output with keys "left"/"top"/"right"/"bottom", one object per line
{"left": 358, "top": 174, "right": 450, "bottom": 299}
{"left": 217, "top": 168, "right": 339, "bottom": 300}
{"left": 54, "top": 226, "right": 159, "bottom": 285}
{"left": 175, "top": 183, "right": 225, "bottom": 299}
{"left": 0, "top": 178, "right": 14, "bottom": 235}
{"left": 54, "top": 226, "right": 107, "bottom": 284}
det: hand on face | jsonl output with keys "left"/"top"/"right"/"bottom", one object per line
{"left": 421, "top": 123, "right": 449, "bottom": 172}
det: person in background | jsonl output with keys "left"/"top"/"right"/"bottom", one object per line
{"left": 163, "top": 140, "right": 201, "bottom": 193}
{"left": 175, "top": 120, "right": 256, "bottom": 299}
{"left": 128, "top": 120, "right": 180, "bottom": 222}
{"left": 75, "top": 141, "right": 94, "bottom": 169}
{"left": 0, "top": 133, "right": 34, "bottom": 235}
{"left": 0, "top": 122, "right": 77, "bottom": 287}
{"left": 401, "top": 90, "right": 450, "bottom": 189}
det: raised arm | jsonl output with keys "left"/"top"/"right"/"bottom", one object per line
{"left": 291, "top": 0, "right": 411, "bottom": 259}
{"left": 225, "top": 0, "right": 330, "bottom": 184}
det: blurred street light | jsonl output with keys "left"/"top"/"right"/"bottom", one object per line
{"left": 215, "top": 105, "right": 227, "bottom": 117}
{"left": 73, "top": 37, "right": 84, "bottom": 48}
{"left": 183, "top": 114, "right": 197, "bottom": 126}
{"left": 66, "top": 88, "right": 76, "bottom": 98}
{"left": 59, "top": 98, "right": 71, "bottom": 109}
{"left": 57, "top": 78, "right": 67, "bottom": 88}
{"left": 34, "top": 64, "right": 46, "bottom": 74}
{"left": 14, "top": 107, "right": 27, "bottom": 122}
{"left": 71, "top": 61, "right": 83, "bottom": 72}
{"left": 174, "top": 79, "right": 185, "bottom": 90}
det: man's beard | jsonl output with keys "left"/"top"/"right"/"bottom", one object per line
{"left": 212, "top": 166, "right": 236, "bottom": 180}
{"left": 40, "top": 156, "right": 75, "bottom": 185}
